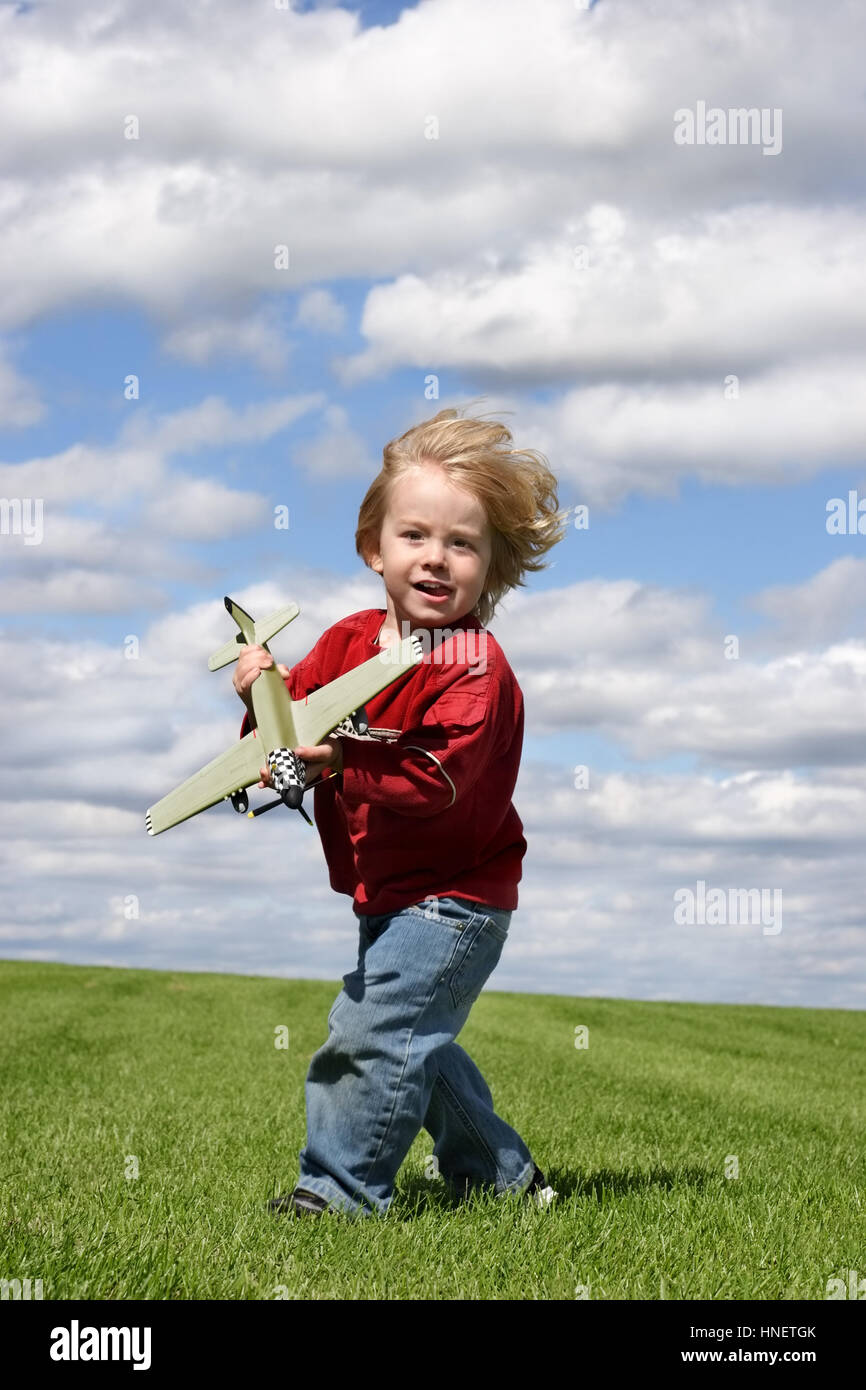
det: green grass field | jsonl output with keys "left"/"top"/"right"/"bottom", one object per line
{"left": 1, "top": 960, "right": 862, "bottom": 1300}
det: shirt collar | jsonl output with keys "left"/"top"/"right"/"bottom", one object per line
{"left": 368, "top": 608, "right": 482, "bottom": 648}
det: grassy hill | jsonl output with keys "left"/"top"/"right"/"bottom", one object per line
{"left": 1, "top": 960, "right": 862, "bottom": 1300}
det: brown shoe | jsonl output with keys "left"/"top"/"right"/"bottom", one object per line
{"left": 268, "top": 1187, "right": 332, "bottom": 1217}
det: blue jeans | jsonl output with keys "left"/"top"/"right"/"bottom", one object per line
{"left": 296, "top": 895, "right": 536, "bottom": 1217}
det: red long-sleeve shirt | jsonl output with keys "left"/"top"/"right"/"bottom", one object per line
{"left": 239, "top": 607, "right": 527, "bottom": 918}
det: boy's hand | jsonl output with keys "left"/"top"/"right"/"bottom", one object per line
{"left": 257, "top": 739, "right": 343, "bottom": 790}
{"left": 233, "top": 644, "right": 290, "bottom": 707}
{"left": 294, "top": 739, "right": 344, "bottom": 783}
{"left": 233, "top": 646, "right": 344, "bottom": 790}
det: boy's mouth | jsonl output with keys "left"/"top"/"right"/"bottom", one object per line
{"left": 413, "top": 581, "right": 451, "bottom": 596}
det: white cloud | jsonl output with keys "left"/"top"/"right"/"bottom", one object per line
{"left": 513, "top": 356, "right": 866, "bottom": 506}
{"left": 0, "top": 442, "right": 156, "bottom": 508}
{"left": 293, "top": 288, "right": 347, "bottom": 335}
{"left": 2, "top": 572, "right": 866, "bottom": 1005}
{"left": 0, "top": 512, "right": 169, "bottom": 568}
{"left": 0, "top": 392, "right": 324, "bottom": 609}
{"left": 118, "top": 392, "right": 325, "bottom": 456}
{"left": 749, "top": 556, "right": 866, "bottom": 648}
{"left": 141, "top": 475, "right": 269, "bottom": 540}
{"left": 495, "top": 578, "right": 866, "bottom": 769}
{"left": 0, "top": 0, "right": 861, "bottom": 349}
{"left": 2, "top": 758, "right": 864, "bottom": 1006}
{"left": 339, "top": 203, "right": 866, "bottom": 384}
{"left": 0, "top": 392, "right": 323, "bottom": 506}
{"left": 292, "top": 403, "right": 380, "bottom": 478}
{"left": 162, "top": 309, "right": 291, "bottom": 370}
{"left": 0, "top": 570, "right": 168, "bottom": 614}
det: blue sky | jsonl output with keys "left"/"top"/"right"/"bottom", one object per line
{"left": 8, "top": 299, "right": 864, "bottom": 633}
{"left": 1, "top": 0, "right": 865, "bottom": 1009}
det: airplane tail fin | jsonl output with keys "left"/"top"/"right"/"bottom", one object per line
{"left": 207, "top": 597, "right": 300, "bottom": 671}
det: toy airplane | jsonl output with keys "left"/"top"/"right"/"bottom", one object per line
{"left": 145, "top": 596, "right": 423, "bottom": 836}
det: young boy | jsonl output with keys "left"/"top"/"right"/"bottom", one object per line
{"left": 234, "top": 407, "right": 566, "bottom": 1219}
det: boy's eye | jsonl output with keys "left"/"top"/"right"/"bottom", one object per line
{"left": 403, "top": 531, "right": 471, "bottom": 547}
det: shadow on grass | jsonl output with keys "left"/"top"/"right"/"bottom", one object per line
{"left": 566, "top": 1166, "right": 712, "bottom": 1199}
{"left": 392, "top": 1165, "right": 712, "bottom": 1218}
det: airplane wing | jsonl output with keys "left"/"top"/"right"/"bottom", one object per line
{"left": 145, "top": 636, "right": 423, "bottom": 837}
{"left": 292, "top": 637, "right": 423, "bottom": 747}
{"left": 145, "top": 731, "right": 264, "bottom": 836}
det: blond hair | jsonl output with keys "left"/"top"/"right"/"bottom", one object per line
{"left": 355, "top": 405, "right": 568, "bottom": 627}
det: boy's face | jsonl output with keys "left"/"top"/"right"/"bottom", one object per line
{"left": 369, "top": 464, "right": 493, "bottom": 631}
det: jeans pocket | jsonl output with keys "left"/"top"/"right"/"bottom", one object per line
{"left": 449, "top": 913, "right": 509, "bottom": 1010}
{"left": 476, "top": 910, "right": 510, "bottom": 945}
{"left": 365, "top": 918, "right": 390, "bottom": 946}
